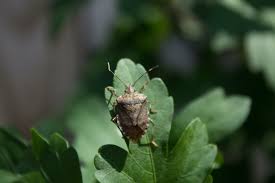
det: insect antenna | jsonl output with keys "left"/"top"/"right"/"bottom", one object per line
{"left": 133, "top": 65, "right": 159, "bottom": 87}
{"left": 107, "top": 62, "right": 128, "bottom": 87}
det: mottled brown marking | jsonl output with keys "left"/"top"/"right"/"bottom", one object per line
{"left": 115, "top": 85, "right": 149, "bottom": 141}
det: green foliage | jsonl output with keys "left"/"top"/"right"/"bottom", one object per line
{"left": 0, "top": 128, "right": 83, "bottom": 183}
{"left": 0, "top": 128, "right": 28, "bottom": 172}
{"left": 45, "top": 0, "right": 273, "bottom": 181}
{"left": 190, "top": 0, "right": 275, "bottom": 98}
{"left": 31, "top": 129, "right": 82, "bottom": 183}
{"left": 31, "top": 129, "right": 49, "bottom": 161}
{"left": 19, "top": 172, "right": 46, "bottom": 183}
{"left": 0, "top": 170, "right": 20, "bottom": 183}
{"left": 95, "top": 59, "right": 218, "bottom": 182}
{"left": 163, "top": 119, "right": 217, "bottom": 183}
{"left": 0, "top": 58, "right": 252, "bottom": 182}
{"left": 194, "top": 1, "right": 272, "bottom": 37}
{"left": 95, "top": 120, "right": 217, "bottom": 183}
{"left": 170, "top": 88, "right": 251, "bottom": 144}
{"left": 245, "top": 32, "right": 275, "bottom": 91}
{"left": 0, "top": 170, "right": 45, "bottom": 183}
{"left": 204, "top": 175, "right": 213, "bottom": 183}
{"left": 0, "top": 128, "right": 43, "bottom": 183}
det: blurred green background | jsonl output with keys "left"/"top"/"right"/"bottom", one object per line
{"left": 1, "top": 0, "right": 275, "bottom": 182}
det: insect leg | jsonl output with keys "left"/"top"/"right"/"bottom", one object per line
{"left": 147, "top": 103, "right": 157, "bottom": 114}
{"left": 149, "top": 117, "right": 159, "bottom": 147}
{"left": 106, "top": 86, "right": 118, "bottom": 107}
{"left": 151, "top": 140, "right": 158, "bottom": 148}
{"left": 138, "top": 136, "right": 158, "bottom": 148}
{"left": 149, "top": 118, "right": 155, "bottom": 126}
{"left": 150, "top": 108, "right": 157, "bottom": 114}
{"left": 113, "top": 116, "right": 129, "bottom": 144}
{"left": 112, "top": 116, "right": 118, "bottom": 123}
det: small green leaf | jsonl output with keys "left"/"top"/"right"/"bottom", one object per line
{"left": 245, "top": 32, "right": 275, "bottom": 91}
{"left": 0, "top": 148, "right": 15, "bottom": 171}
{"left": 170, "top": 87, "right": 251, "bottom": 145}
{"left": 0, "top": 171, "right": 45, "bottom": 183}
{"left": 31, "top": 129, "right": 49, "bottom": 160}
{"left": 94, "top": 145, "right": 133, "bottom": 183}
{"left": 31, "top": 130, "right": 83, "bottom": 183}
{"left": 0, "top": 170, "right": 20, "bottom": 183}
{"left": 0, "top": 128, "right": 27, "bottom": 148}
{"left": 213, "top": 151, "right": 224, "bottom": 169}
{"left": 0, "top": 128, "right": 28, "bottom": 172}
{"left": 204, "top": 175, "right": 213, "bottom": 183}
{"left": 60, "top": 147, "right": 83, "bottom": 183}
{"left": 164, "top": 119, "right": 217, "bottom": 183}
{"left": 39, "top": 146, "right": 83, "bottom": 183}
{"left": 96, "top": 145, "right": 127, "bottom": 172}
{"left": 39, "top": 150, "right": 62, "bottom": 183}
{"left": 49, "top": 133, "right": 68, "bottom": 155}
{"left": 19, "top": 172, "right": 46, "bottom": 183}
{"left": 95, "top": 156, "right": 134, "bottom": 183}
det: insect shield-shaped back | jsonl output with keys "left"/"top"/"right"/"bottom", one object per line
{"left": 116, "top": 85, "right": 149, "bottom": 141}
{"left": 107, "top": 63, "right": 158, "bottom": 142}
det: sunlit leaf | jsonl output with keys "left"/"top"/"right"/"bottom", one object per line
{"left": 245, "top": 32, "right": 275, "bottom": 91}
{"left": 95, "top": 59, "right": 216, "bottom": 183}
{"left": 170, "top": 88, "right": 251, "bottom": 145}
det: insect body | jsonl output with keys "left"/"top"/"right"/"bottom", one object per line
{"left": 107, "top": 63, "right": 157, "bottom": 142}
{"left": 115, "top": 85, "right": 149, "bottom": 141}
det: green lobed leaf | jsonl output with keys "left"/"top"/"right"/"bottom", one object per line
{"left": 0, "top": 128, "right": 28, "bottom": 172}
{"left": 163, "top": 119, "right": 217, "bottom": 183}
{"left": 59, "top": 147, "right": 83, "bottom": 183}
{"left": 95, "top": 59, "right": 216, "bottom": 183}
{"left": 169, "top": 87, "right": 251, "bottom": 146}
{"left": 39, "top": 150, "right": 62, "bottom": 182}
{"left": 95, "top": 120, "right": 217, "bottom": 183}
{"left": 0, "top": 128, "right": 42, "bottom": 182}
{"left": 95, "top": 144, "right": 155, "bottom": 182}
{"left": 0, "top": 128, "right": 82, "bottom": 183}
{"left": 245, "top": 32, "right": 275, "bottom": 91}
{"left": 31, "top": 129, "right": 50, "bottom": 161}
{"left": 31, "top": 130, "right": 82, "bottom": 183}
{"left": 49, "top": 133, "right": 69, "bottom": 155}
{"left": 94, "top": 145, "right": 134, "bottom": 183}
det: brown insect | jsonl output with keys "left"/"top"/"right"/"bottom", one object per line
{"left": 107, "top": 63, "right": 158, "bottom": 145}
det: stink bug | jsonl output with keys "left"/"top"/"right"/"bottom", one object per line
{"left": 106, "top": 62, "right": 158, "bottom": 145}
